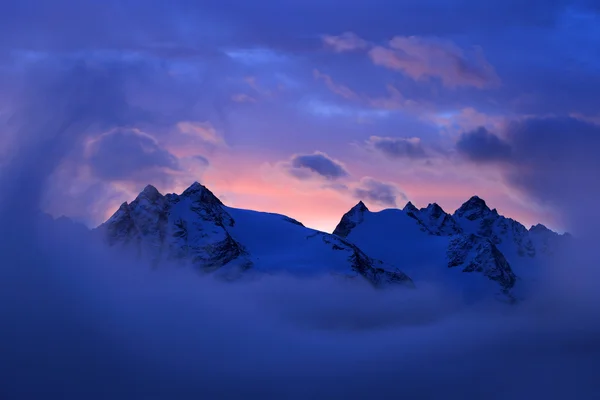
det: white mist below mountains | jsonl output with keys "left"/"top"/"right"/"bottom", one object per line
{"left": 97, "top": 182, "right": 570, "bottom": 300}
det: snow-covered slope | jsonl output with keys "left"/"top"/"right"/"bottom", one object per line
{"left": 98, "top": 183, "right": 413, "bottom": 287}
{"left": 332, "top": 196, "right": 569, "bottom": 300}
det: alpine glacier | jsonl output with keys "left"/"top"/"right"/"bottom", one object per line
{"left": 98, "top": 182, "right": 569, "bottom": 301}
{"left": 98, "top": 182, "right": 413, "bottom": 287}
{"left": 333, "top": 195, "right": 570, "bottom": 301}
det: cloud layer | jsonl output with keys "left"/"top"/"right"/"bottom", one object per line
{"left": 456, "top": 116, "right": 600, "bottom": 232}
{"left": 2, "top": 119, "right": 600, "bottom": 398}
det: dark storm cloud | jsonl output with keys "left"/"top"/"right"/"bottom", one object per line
{"left": 456, "top": 127, "right": 513, "bottom": 162}
{"left": 456, "top": 117, "right": 600, "bottom": 232}
{"left": 353, "top": 177, "right": 404, "bottom": 207}
{"left": 505, "top": 117, "right": 600, "bottom": 229}
{"left": 290, "top": 152, "right": 349, "bottom": 180}
{"left": 88, "top": 129, "right": 180, "bottom": 182}
{"left": 368, "top": 136, "right": 429, "bottom": 159}
{"left": 0, "top": 61, "right": 149, "bottom": 219}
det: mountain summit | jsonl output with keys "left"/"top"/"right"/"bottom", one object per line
{"left": 332, "top": 196, "right": 568, "bottom": 299}
{"left": 99, "top": 183, "right": 413, "bottom": 287}
{"left": 98, "top": 183, "right": 567, "bottom": 301}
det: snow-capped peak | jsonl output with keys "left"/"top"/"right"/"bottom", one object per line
{"left": 333, "top": 201, "right": 369, "bottom": 237}
{"left": 403, "top": 201, "right": 419, "bottom": 213}
{"left": 137, "top": 184, "right": 163, "bottom": 202}
{"left": 424, "top": 203, "right": 445, "bottom": 218}
{"left": 406, "top": 202, "right": 463, "bottom": 236}
{"left": 353, "top": 201, "right": 368, "bottom": 212}
{"left": 454, "top": 195, "right": 492, "bottom": 221}
{"left": 180, "top": 181, "right": 222, "bottom": 204}
{"left": 99, "top": 183, "right": 414, "bottom": 287}
{"left": 530, "top": 223, "right": 551, "bottom": 234}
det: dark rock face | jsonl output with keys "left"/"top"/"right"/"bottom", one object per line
{"left": 447, "top": 234, "right": 516, "bottom": 292}
{"left": 333, "top": 201, "right": 368, "bottom": 238}
{"left": 99, "top": 182, "right": 252, "bottom": 271}
{"left": 192, "top": 232, "right": 251, "bottom": 272}
{"left": 451, "top": 195, "right": 539, "bottom": 258}
{"left": 455, "top": 195, "right": 492, "bottom": 221}
{"left": 331, "top": 195, "right": 559, "bottom": 296}
{"left": 312, "top": 232, "right": 413, "bottom": 287}
{"left": 406, "top": 203, "right": 463, "bottom": 236}
{"left": 100, "top": 183, "right": 413, "bottom": 287}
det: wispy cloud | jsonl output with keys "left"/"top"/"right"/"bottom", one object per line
{"left": 231, "top": 93, "right": 257, "bottom": 103}
{"left": 313, "top": 69, "right": 359, "bottom": 100}
{"left": 322, "top": 32, "right": 369, "bottom": 53}
{"left": 367, "top": 136, "right": 429, "bottom": 159}
{"left": 368, "top": 36, "right": 500, "bottom": 88}
{"left": 353, "top": 177, "right": 405, "bottom": 207}
{"left": 176, "top": 121, "right": 225, "bottom": 145}
{"left": 323, "top": 32, "right": 500, "bottom": 89}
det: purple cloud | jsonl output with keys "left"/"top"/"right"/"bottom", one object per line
{"left": 289, "top": 152, "right": 349, "bottom": 180}
{"left": 353, "top": 177, "right": 405, "bottom": 207}
{"left": 456, "top": 116, "right": 600, "bottom": 232}
{"left": 322, "top": 32, "right": 369, "bottom": 53}
{"left": 368, "top": 136, "right": 428, "bottom": 159}
{"left": 368, "top": 36, "right": 501, "bottom": 89}
{"left": 456, "top": 127, "right": 512, "bottom": 162}
{"left": 87, "top": 129, "right": 180, "bottom": 182}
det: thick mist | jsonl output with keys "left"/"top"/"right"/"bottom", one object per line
{"left": 2, "top": 66, "right": 600, "bottom": 400}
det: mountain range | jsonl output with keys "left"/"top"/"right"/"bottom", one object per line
{"left": 97, "top": 182, "right": 571, "bottom": 301}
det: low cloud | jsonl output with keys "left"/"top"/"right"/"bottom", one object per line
{"left": 353, "top": 177, "right": 405, "bottom": 207}
{"left": 289, "top": 152, "right": 349, "bottom": 180}
{"left": 3, "top": 83, "right": 600, "bottom": 399}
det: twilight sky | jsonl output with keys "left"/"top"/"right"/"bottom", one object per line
{"left": 1, "top": 0, "right": 599, "bottom": 233}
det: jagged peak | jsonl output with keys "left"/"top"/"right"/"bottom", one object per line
{"left": 403, "top": 201, "right": 418, "bottom": 213}
{"left": 456, "top": 195, "right": 491, "bottom": 215}
{"left": 351, "top": 200, "right": 369, "bottom": 213}
{"left": 181, "top": 181, "right": 223, "bottom": 205}
{"left": 103, "top": 201, "right": 132, "bottom": 226}
{"left": 424, "top": 202, "right": 445, "bottom": 213}
{"left": 134, "top": 184, "right": 163, "bottom": 203}
{"left": 465, "top": 195, "right": 487, "bottom": 207}
{"left": 181, "top": 181, "right": 206, "bottom": 195}
{"left": 530, "top": 223, "right": 548, "bottom": 231}
{"left": 529, "top": 223, "right": 556, "bottom": 235}
{"left": 142, "top": 184, "right": 160, "bottom": 195}
{"left": 333, "top": 201, "right": 368, "bottom": 237}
